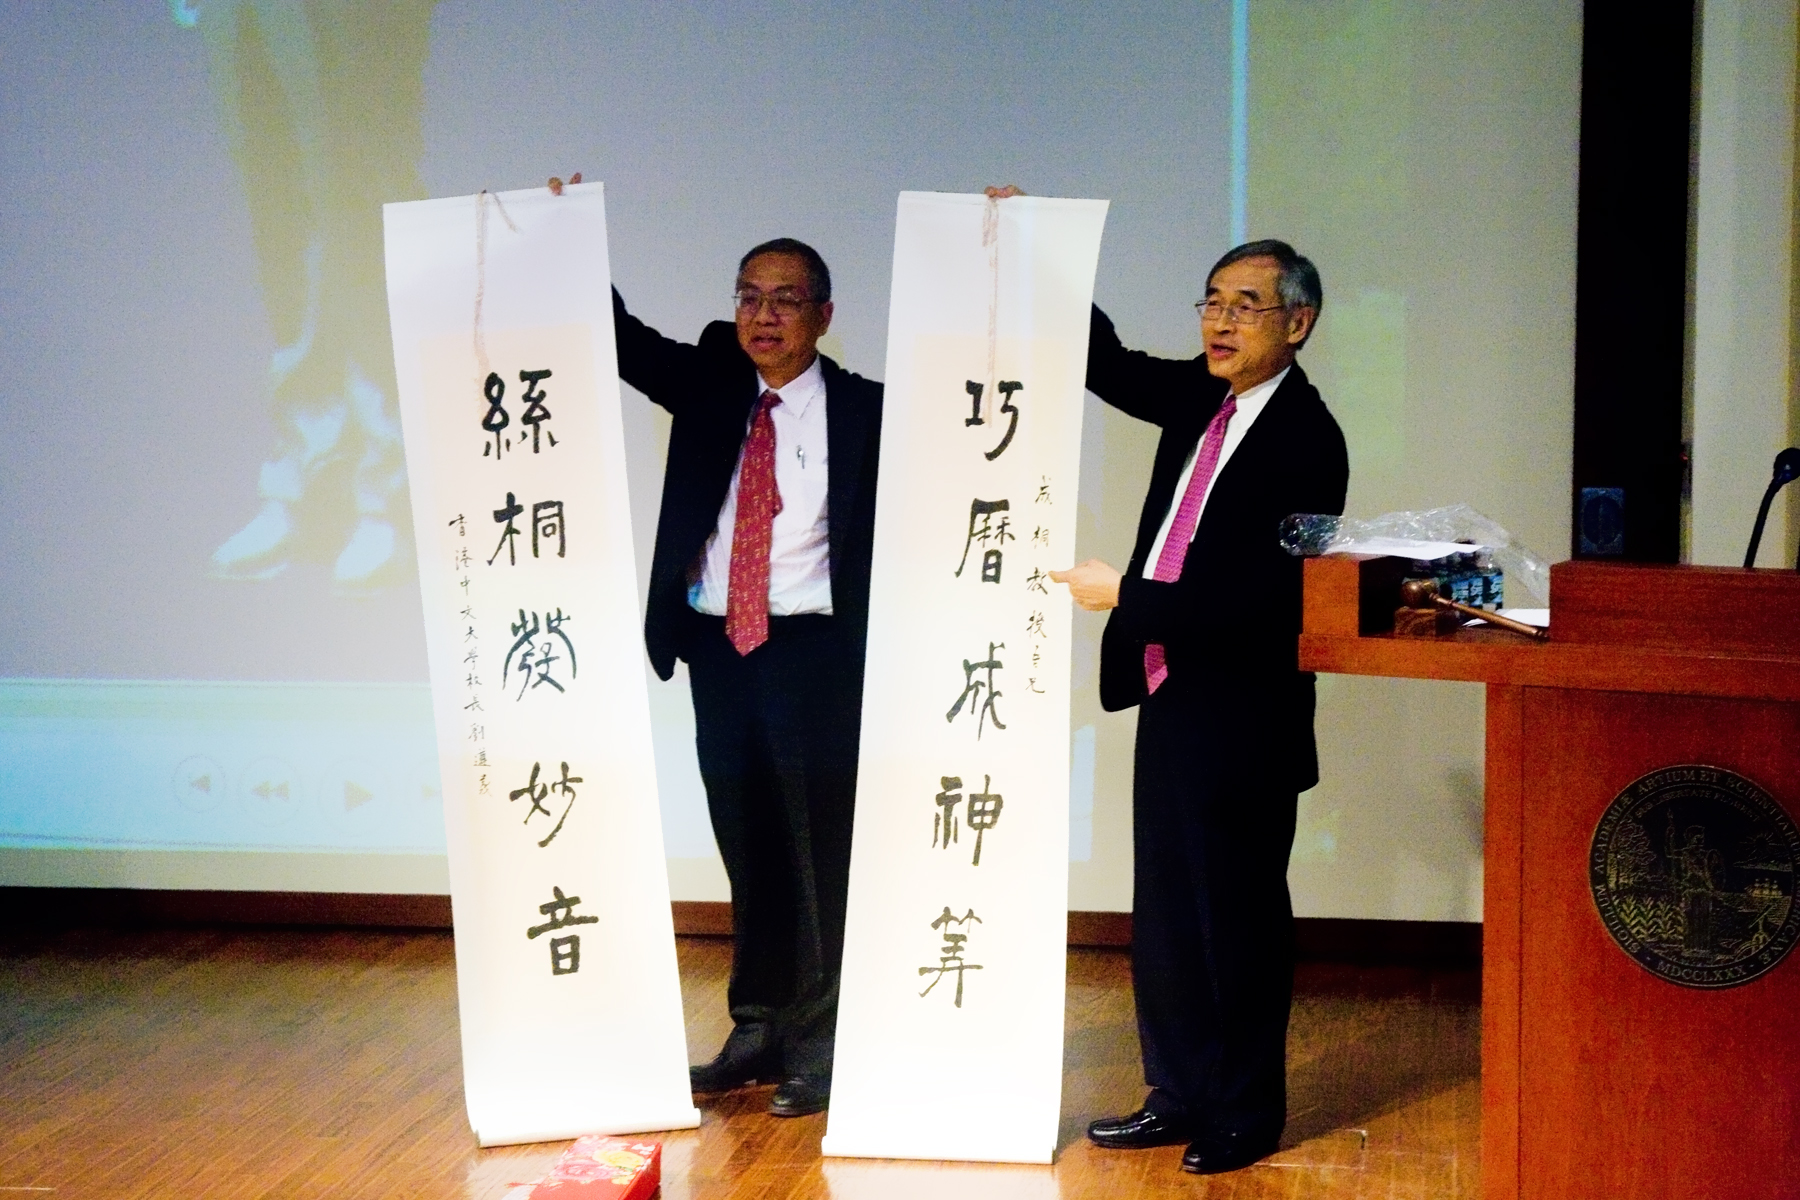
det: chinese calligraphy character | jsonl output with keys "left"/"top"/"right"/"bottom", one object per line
{"left": 1025, "top": 610, "right": 1046, "bottom": 638}
{"left": 474, "top": 366, "right": 558, "bottom": 454}
{"left": 1031, "top": 525, "right": 1050, "bottom": 549}
{"left": 510, "top": 760, "right": 583, "bottom": 847}
{"left": 468, "top": 719, "right": 489, "bottom": 794}
{"left": 961, "top": 380, "right": 1022, "bottom": 460}
{"left": 489, "top": 495, "right": 565, "bottom": 565}
{"left": 918, "top": 907, "right": 983, "bottom": 1007}
{"left": 1026, "top": 567, "right": 1049, "bottom": 594}
{"left": 954, "top": 499, "right": 1012, "bottom": 583}
{"left": 452, "top": 512, "right": 475, "bottom": 715}
{"left": 945, "top": 643, "right": 1006, "bottom": 737}
{"left": 1036, "top": 475, "right": 1052, "bottom": 505}
{"left": 490, "top": 492, "right": 523, "bottom": 565}
{"left": 533, "top": 500, "right": 566, "bottom": 559}
{"left": 934, "top": 776, "right": 962, "bottom": 849}
{"left": 966, "top": 775, "right": 1003, "bottom": 865}
{"left": 526, "top": 885, "right": 599, "bottom": 975}
{"left": 505, "top": 609, "right": 577, "bottom": 698}
{"left": 481, "top": 373, "right": 510, "bottom": 458}
{"left": 517, "top": 368, "right": 556, "bottom": 452}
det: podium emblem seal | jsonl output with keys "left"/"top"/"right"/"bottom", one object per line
{"left": 1590, "top": 765, "right": 1800, "bottom": 988}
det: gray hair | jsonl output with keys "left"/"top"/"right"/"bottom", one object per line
{"left": 1208, "top": 239, "right": 1322, "bottom": 339}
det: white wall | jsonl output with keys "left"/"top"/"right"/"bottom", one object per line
{"left": 1691, "top": 0, "right": 1799, "bottom": 567}
{"left": 1252, "top": 0, "right": 1582, "bottom": 922}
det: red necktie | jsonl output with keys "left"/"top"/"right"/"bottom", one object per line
{"left": 726, "top": 390, "right": 784, "bottom": 655}
{"left": 1143, "top": 394, "right": 1237, "bottom": 693}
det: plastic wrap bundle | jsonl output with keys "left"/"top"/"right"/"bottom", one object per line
{"left": 1279, "top": 503, "right": 1551, "bottom": 607}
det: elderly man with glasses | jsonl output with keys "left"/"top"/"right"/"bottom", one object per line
{"left": 1049, "top": 236, "right": 1350, "bottom": 1175}
{"left": 612, "top": 238, "right": 883, "bottom": 1118}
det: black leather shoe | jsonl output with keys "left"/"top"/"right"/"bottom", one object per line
{"left": 689, "top": 1023, "right": 780, "bottom": 1093}
{"left": 768, "top": 1075, "right": 829, "bottom": 1117}
{"left": 1180, "top": 1128, "right": 1280, "bottom": 1174}
{"left": 1086, "top": 1107, "right": 1193, "bottom": 1149}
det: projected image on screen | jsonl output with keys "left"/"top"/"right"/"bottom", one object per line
{"left": 1, "top": 2, "right": 1235, "bottom": 891}
{"left": 184, "top": 0, "right": 437, "bottom": 590}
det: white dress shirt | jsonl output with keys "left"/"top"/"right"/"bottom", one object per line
{"left": 1142, "top": 366, "right": 1288, "bottom": 577}
{"left": 689, "top": 355, "right": 834, "bottom": 615}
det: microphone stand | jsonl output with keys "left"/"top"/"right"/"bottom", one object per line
{"left": 1745, "top": 487, "right": 1780, "bottom": 569}
{"left": 1743, "top": 448, "right": 1800, "bottom": 569}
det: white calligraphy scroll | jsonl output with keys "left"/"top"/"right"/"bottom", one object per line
{"left": 384, "top": 184, "right": 698, "bottom": 1146}
{"left": 823, "top": 192, "right": 1107, "bottom": 1164}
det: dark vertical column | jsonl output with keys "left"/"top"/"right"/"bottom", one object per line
{"left": 1571, "top": 1, "right": 1696, "bottom": 562}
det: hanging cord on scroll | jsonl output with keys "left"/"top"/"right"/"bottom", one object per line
{"left": 981, "top": 192, "right": 1003, "bottom": 410}
{"left": 473, "top": 171, "right": 580, "bottom": 398}
{"left": 1280, "top": 504, "right": 1553, "bottom": 638}
{"left": 973, "top": 185, "right": 1030, "bottom": 432}
{"left": 472, "top": 188, "right": 520, "bottom": 391}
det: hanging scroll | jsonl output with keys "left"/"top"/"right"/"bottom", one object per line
{"left": 384, "top": 183, "right": 698, "bottom": 1146}
{"left": 824, "top": 192, "right": 1108, "bottom": 1164}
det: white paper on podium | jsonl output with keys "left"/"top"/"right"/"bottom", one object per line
{"left": 823, "top": 192, "right": 1108, "bottom": 1164}
{"left": 384, "top": 183, "right": 698, "bottom": 1146}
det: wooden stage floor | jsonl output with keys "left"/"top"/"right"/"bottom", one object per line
{"left": 0, "top": 927, "right": 1478, "bottom": 1198}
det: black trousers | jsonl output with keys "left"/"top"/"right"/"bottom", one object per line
{"left": 1130, "top": 674, "right": 1300, "bottom": 1136}
{"left": 684, "top": 612, "right": 862, "bottom": 1079}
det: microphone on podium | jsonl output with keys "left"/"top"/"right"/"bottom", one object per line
{"left": 1743, "top": 447, "right": 1800, "bottom": 569}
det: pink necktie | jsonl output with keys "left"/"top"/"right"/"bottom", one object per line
{"left": 1143, "top": 394, "right": 1237, "bottom": 693}
{"left": 725, "top": 391, "right": 784, "bottom": 655}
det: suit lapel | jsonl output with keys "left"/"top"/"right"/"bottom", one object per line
{"left": 1131, "top": 427, "right": 1202, "bottom": 569}
{"left": 705, "top": 377, "right": 759, "bottom": 532}
{"left": 820, "top": 356, "right": 867, "bottom": 575}
{"left": 1129, "top": 369, "right": 1234, "bottom": 569}
{"left": 1134, "top": 364, "right": 1311, "bottom": 564}
{"left": 1193, "top": 363, "right": 1309, "bottom": 536}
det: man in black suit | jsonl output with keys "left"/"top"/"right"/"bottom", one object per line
{"left": 612, "top": 238, "right": 882, "bottom": 1118}
{"left": 1052, "top": 239, "right": 1348, "bottom": 1174}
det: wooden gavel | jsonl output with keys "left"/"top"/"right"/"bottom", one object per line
{"left": 1399, "top": 578, "right": 1550, "bottom": 641}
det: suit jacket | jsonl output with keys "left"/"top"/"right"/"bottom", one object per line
{"left": 613, "top": 289, "right": 885, "bottom": 680}
{"left": 1086, "top": 306, "right": 1349, "bottom": 788}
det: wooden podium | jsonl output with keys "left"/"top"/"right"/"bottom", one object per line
{"left": 1300, "top": 557, "right": 1800, "bottom": 1200}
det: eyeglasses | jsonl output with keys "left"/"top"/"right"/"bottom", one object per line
{"left": 733, "top": 289, "right": 816, "bottom": 319}
{"left": 1194, "top": 299, "right": 1287, "bottom": 326}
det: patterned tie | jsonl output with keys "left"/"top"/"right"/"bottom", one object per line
{"left": 1143, "top": 393, "right": 1237, "bottom": 694}
{"left": 726, "top": 390, "right": 785, "bottom": 655}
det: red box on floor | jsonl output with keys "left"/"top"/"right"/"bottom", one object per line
{"left": 525, "top": 1136, "right": 660, "bottom": 1199}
